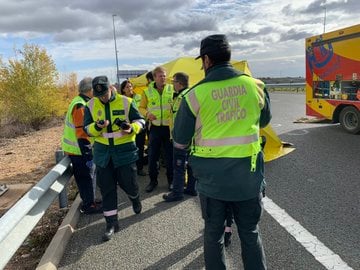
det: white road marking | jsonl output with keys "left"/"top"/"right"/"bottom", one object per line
{"left": 263, "top": 197, "right": 353, "bottom": 270}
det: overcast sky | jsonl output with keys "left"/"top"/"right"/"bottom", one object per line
{"left": 0, "top": 0, "right": 358, "bottom": 83}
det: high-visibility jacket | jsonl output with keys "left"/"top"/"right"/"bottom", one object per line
{"left": 133, "top": 93, "right": 142, "bottom": 108}
{"left": 61, "top": 96, "right": 86, "bottom": 155}
{"left": 185, "top": 75, "right": 263, "bottom": 170}
{"left": 169, "top": 88, "right": 188, "bottom": 132}
{"left": 85, "top": 94, "right": 142, "bottom": 146}
{"left": 144, "top": 84, "right": 173, "bottom": 126}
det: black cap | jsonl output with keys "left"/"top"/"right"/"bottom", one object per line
{"left": 195, "top": 34, "right": 231, "bottom": 59}
{"left": 92, "top": 76, "right": 109, "bottom": 97}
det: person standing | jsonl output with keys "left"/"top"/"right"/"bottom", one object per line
{"left": 120, "top": 80, "right": 147, "bottom": 176}
{"left": 84, "top": 76, "right": 145, "bottom": 241}
{"left": 61, "top": 77, "right": 101, "bottom": 215}
{"left": 163, "top": 72, "right": 197, "bottom": 202}
{"left": 173, "top": 35, "right": 271, "bottom": 269}
{"left": 139, "top": 66, "right": 174, "bottom": 192}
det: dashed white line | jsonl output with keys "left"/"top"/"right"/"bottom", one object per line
{"left": 263, "top": 197, "right": 353, "bottom": 270}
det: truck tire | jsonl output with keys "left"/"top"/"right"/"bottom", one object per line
{"left": 339, "top": 106, "right": 360, "bottom": 134}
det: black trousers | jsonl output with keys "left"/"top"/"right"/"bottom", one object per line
{"left": 148, "top": 125, "right": 173, "bottom": 184}
{"left": 135, "top": 129, "right": 146, "bottom": 171}
{"left": 200, "top": 193, "right": 267, "bottom": 270}
{"left": 69, "top": 155, "right": 94, "bottom": 208}
{"left": 96, "top": 160, "right": 139, "bottom": 218}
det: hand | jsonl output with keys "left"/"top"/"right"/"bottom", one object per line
{"left": 85, "top": 160, "right": 93, "bottom": 169}
{"left": 147, "top": 112, "right": 157, "bottom": 121}
{"left": 121, "top": 124, "right": 133, "bottom": 134}
{"left": 97, "top": 119, "right": 109, "bottom": 128}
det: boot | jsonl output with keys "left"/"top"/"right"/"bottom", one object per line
{"left": 130, "top": 196, "right": 142, "bottom": 214}
{"left": 102, "top": 216, "right": 119, "bottom": 242}
{"left": 145, "top": 180, "right": 158, "bottom": 193}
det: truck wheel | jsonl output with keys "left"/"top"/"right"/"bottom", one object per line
{"left": 339, "top": 106, "right": 360, "bottom": 134}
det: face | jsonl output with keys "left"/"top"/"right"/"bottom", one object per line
{"left": 123, "top": 82, "right": 134, "bottom": 97}
{"left": 98, "top": 88, "right": 111, "bottom": 103}
{"left": 172, "top": 77, "right": 181, "bottom": 93}
{"left": 154, "top": 70, "right": 166, "bottom": 88}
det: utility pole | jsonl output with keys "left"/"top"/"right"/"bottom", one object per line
{"left": 323, "top": 1, "right": 327, "bottom": 33}
{"left": 112, "top": 14, "right": 120, "bottom": 85}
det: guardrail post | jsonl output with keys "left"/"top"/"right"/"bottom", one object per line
{"left": 55, "top": 150, "right": 68, "bottom": 208}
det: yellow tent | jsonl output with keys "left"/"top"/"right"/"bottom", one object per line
{"left": 130, "top": 56, "right": 295, "bottom": 162}
{"left": 130, "top": 57, "right": 252, "bottom": 94}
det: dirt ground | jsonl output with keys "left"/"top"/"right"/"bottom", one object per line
{"left": 0, "top": 120, "right": 73, "bottom": 270}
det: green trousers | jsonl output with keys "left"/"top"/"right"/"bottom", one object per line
{"left": 200, "top": 193, "right": 267, "bottom": 270}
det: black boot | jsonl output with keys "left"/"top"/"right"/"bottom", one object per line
{"left": 102, "top": 216, "right": 119, "bottom": 242}
{"left": 130, "top": 196, "right": 142, "bottom": 214}
{"left": 145, "top": 180, "right": 158, "bottom": 193}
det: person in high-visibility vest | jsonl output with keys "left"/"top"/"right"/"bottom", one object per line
{"left": 120, "top": 80, "right": 147, "bottom": 177}
{"left": 61, "top": 77, "right": 101, "bottom": 215}
{"left": 173, "top": 35, "right": 271, "bottom": 270}
{"left": 139, "top": 66, "right": 174, "bottom": 193}
{"left": 163, "top": 72, "right": 197, "bottom": 202}
{"left": 84, "top": 76, "right": 145, "bottom": 242}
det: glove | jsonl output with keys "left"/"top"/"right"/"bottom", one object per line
{"left": 86, "top": 160, "right": 93, "bottom": 169}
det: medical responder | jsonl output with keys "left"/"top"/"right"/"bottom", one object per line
{"left": 139, "top": 66, "right": 174, "bottom": 193}
{"left": 84, "top": 76, "right": 145, "bottom": 242}
{"left": 163, "top": 72, "right": 197, "bottom": 202}
{"left": 120, "top": 79, "right": 147, "bottom": 176}
{"left": 61, "top": 77, "right": 101, "bottom": 215}
{"left": 172, "top": 35, "right": 271, "bottom": 269}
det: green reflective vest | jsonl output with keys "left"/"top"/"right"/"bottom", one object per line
{"left": 144, "top": 84, "right": 173, "bottom": 126}
{"left": 172, "top": 88, "right": 188, "bottom": 122}
{"left": 61, "top": 96, "right": 86, "bottom": 155}
{"left": 185, "top": 75, "right": 263, "bottom": 169}
{"left": 133, "top": 93, "right": 142, "bottom": 108}
{"left": 85, "top": 94, "right": 138, "bottom": 145}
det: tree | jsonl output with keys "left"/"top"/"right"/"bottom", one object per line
{"left": 0, "top": 44, "right": 61, "bottom": 129}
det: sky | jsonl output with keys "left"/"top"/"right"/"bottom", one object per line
{"left": 0, "top": 0, "right": 358, "bottom": 83}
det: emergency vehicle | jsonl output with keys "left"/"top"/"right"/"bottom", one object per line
{"left": 305, "top": 24, "right": 360, "bottom": 134}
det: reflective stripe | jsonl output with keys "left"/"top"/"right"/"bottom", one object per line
{"left": 196, "top": 133, "right": 259, "bottom": 147}
{"left": 173, "top": 140, "right": 188, "bottom": 149}
{"left": 187, "top": 91, "right": 200, "bottom": 115}
{"left": 102, "top": 131, "right": 125, "bottom": 138}
{"left": 88, "top": 98, "right": 95, "bottom": 112}
{"left": 133, "top": 119, "right": 145, "bottom": 129}
{"left": 148, "top": 104, "right": 171, "bottom": 111}
{"left": 103, "top": 209, "right": 117, "bottom": 217}
{"left": 65, "top": 120, "right": 75, "bottom": 128}
{"left": 123, "top": 98, "right": 130, "bottom": 121}
{"left": 127, "top": 194, "right": 139, "bottom": 200}
{"left": 152, "top": 119, "right": 170, "bottom": 126}
{"left": 63, "top": 138, "right": 79, "bottom": 147}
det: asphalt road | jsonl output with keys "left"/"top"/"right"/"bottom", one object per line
{"left": 58, "top": 92, "right": 360, "bottom": 270}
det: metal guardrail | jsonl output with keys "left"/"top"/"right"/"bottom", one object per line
{"left": 0, "top": 152, "right": 72, "bottom": 269}
{"left": 266, "top": 82, "right": 306, "bottom": 90}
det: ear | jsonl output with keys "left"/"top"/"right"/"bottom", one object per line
{"left": 203, "top": 55, "right": 212, "bottom": 70}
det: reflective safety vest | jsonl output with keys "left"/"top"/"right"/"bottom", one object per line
{"left": 85, "top": 94, "right": 138, "bottom": 145}
{"left": 133, "top": 93, "right": 142, "bottom": 108}
{"left": 172, "top": 88, "right": 188, "bottom": 122}
{"left": 144, "top": 84, "right": 173, "bottom": 126}
{"left": 185, "top": 75, "right": 265, "bottom": 170}
{"left": 61, "top": 96, "right": 86, "bottom": 155}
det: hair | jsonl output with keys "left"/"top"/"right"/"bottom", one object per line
{"left": 173, "top": 72, "right": 189, "bottom": 88}
{"left": 204, "top": 49, "right": 231, "bottom": 65}
{"left": 120, "top": 80, "right": 131, "bottom": 94}
{"left": 78, "top": 77, "right": 93, "bottom": 94}
{"left": 152, "top": 66, "right": 166, "bottom": 78}
{"left": 145, "top": 71, "right": 154, "bottom": 82}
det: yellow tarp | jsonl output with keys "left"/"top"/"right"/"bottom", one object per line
{"left": 130, "top": 56, "right": 295, "bottom": 162}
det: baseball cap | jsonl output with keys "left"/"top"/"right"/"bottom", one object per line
{"left": 92, "top": 76, "right": 109, "bottom": 97}
{"left": 195, "top": 34, "right": 231, "bottom": 59}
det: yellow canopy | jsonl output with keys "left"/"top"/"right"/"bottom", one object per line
{"left": 130, "top": 56, "right": 295, "bottom": 162}
{"left": 130, "top": 56, "right": 252, "bottom": 94}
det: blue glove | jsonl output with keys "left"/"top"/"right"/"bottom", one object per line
{"left": 86, "top": 160, "right": 93, "bottom": 169}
